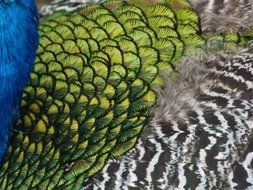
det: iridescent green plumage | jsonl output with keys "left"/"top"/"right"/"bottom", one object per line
{"left": 2, "top": 0, "right": 252, "bottom": 189}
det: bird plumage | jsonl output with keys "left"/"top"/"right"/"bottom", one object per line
{"left": 190, "top": 0, "right": 253, "bottom": 35}
{"left": 0, "top": 0, "right": 38, "bottom": 161}
{"left": 85, "top": 47, "right": 253, "bottom": 189}
{"left": 0, "top": 0, "right": 252, "bottom": 189}
{"left": 0, "top": 1, "right": 207, "bottom": 189}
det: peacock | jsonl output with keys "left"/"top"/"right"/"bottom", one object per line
{"left": 0, "top": 0, "right": 252, "bottom": 189}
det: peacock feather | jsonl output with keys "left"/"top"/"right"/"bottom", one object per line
{"left": 0, "top": 0, "right": 252, "bottom": 189}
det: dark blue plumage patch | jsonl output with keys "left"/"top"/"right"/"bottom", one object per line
{"left": 0, "top": 0, "right": 38, "bottom": 161}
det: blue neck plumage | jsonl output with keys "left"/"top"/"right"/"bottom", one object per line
{"left": 0, "top": 0, "right": 38, "bottom": 161}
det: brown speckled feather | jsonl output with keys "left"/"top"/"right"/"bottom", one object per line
{"left": 190, "top": 0, "right": 253, "bottom": 34}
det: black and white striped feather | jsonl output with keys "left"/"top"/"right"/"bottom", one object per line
{"left": 40, "top": 0, "right": 103, "bottom": 15}
{"left": 84, "top": 48, "right": 253, "bottom": 189}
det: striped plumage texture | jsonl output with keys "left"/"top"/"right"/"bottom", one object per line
{"left": 0, "top": 0, "right": 208, "bottom": 189}
{"left": 85, "top": 48, "right": 253, "bottom": 189}
{"left": 190, "top": 0, "right": 253, "bottom": 35}
{"left": 40, "top": 0, "right": 103, "bottom": 15}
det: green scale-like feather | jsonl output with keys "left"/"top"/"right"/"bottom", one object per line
{"left": 0, "top": 0, "right": 206, "bottom": 189}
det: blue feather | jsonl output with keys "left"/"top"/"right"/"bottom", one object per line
{"left": 0, "top": 0, "right": 38, "bottom": 161}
